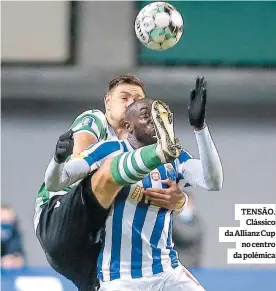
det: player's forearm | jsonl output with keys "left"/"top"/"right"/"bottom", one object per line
{"left": 183, "top": 126, "right": 223, "bottom": 190}
{"left": 71, "top": 131, "right": 98, "bottom": 158}
{"left": 44, "top": 157, "right": 90, "bottom": 191}
{"left": 194, "top": 125, "right": 223, "bottom": 190}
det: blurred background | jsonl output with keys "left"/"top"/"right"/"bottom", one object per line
{"left": 1, "top": 1, "right": 276, "bottom": 290}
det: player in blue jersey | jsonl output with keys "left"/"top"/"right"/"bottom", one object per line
{"left": 45, "top": 77, "right": 223, "bottom": 291}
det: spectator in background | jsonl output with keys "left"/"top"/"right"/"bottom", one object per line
{"left": 172, "top": 194, "right": 204, "bottom": 267}
{"left": 1, "top": 205, "right": 25, "bottom": 269}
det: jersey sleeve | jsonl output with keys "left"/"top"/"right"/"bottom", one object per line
{"left": 70, "top": 109, "right": 108, "bottom": 141}
{"left": 175, "top": 149, "right": 209, "bottom": 189}
{"left": 175, "top": 139, "right": 223, "bottom": 191}
{"left": 45, "top": 139, "right": 124, "bottom": 192}
{"left": 74, "top": 139, "right": 124, "bottom": 172}
{"left": 174, "top": 150, "right": 194, "bottom": 185}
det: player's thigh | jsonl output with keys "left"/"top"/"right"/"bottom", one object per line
{"left": 36, "top": 187, "right": 89, "bottom": 256}
{"left": 163, "top": 266, "right": 206, "bottom": 291}
{"left": 36, "top": 182, "right": 104, "bottom": 289}
{"left": 91, "top": 158, "right": 123, "bottom": 209}
{"left": 36, "top": 176, "right": 109, "bottom": 256}
{"left": 82, "top": 173, "right": 112, "bottom": 229}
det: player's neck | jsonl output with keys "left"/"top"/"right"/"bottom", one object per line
{"left": 106, "top": 114, "right": 125, "bottom": 139}
{"left": 115, "top": 127, "right": 128, "bottom": 139}
{"left": 127, "top": 135, "right": 146, "bottom": 150}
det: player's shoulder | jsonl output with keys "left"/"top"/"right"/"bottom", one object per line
{"left": 98, "top": 136, "right": 120, "bottom": 144}
{"left": 102, "top": 137, "right": 126, "bottom": 148}
{"left": 71, "top": 109, "right": 109, "bottom": 139}
{"left": 85, "top": 136, "right": 123, "bottom": 154}
{"left": 74, "top": 109, "right": 107, "bottom": 124}
{"left": 101, "top": 137, "right": 127, "bottom": 150}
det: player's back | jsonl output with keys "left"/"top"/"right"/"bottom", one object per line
{"left": 97, "top": 160, "right": 190, "bottom": 282}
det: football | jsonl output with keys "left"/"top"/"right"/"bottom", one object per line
{"left": 135, "top": 2, "right": 184, "bottom": 51}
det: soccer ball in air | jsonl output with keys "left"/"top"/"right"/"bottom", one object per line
{"left": 135, "top": 2, "right": 184, "bottom": 51}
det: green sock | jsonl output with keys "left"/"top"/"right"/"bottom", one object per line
{"left": 110, "top": 144, "right": 162, "bottom": 186}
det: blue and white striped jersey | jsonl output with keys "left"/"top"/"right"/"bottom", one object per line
{"left": 79, "top": 138, "right": 193, "bottom": 282}
{"left": 43, "top": 125, "right": 222, "bottom": 281}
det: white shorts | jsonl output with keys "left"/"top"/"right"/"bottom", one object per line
{"left": 99, "top": 265, "right": 206, "bottom": 291}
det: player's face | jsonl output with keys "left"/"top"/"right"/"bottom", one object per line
{"left": 132, "top": 101, "right": 156, "bottom": 145}
{"left": 105, "top": 84, "right": 145, "bottom": 125}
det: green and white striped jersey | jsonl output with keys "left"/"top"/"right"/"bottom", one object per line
{"left": 34, "top": 109, "right": 117, "bottom": 230}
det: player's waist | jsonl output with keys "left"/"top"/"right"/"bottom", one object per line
{"left": 99, "top": 258, "right": 179, "bottom": 282}
{"left": 38, "top": 181, "right": 80, "bottom": 198}
{"left": 98, "top": 250, "right": 179, "bottom": 281}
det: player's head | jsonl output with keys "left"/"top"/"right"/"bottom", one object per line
{"left": 123, "top": 99, "right": 156, "bottom": 145}
{"left": 104, "top": 74, "right": 145, "bottom": 127}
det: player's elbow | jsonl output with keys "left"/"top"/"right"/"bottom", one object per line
{"left": 208, "top": 181, "right": 222, "bottom": 191}
{"left": 205, "top": 174, "right": 223, "bottom": 191}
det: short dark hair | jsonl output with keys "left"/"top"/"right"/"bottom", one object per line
{"left": 107, "top": 74, "right": 145, "bottom": 94}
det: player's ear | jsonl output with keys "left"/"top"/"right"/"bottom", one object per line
{"left": 123, "top": 121, "right": 133, "bottom": 133}
{"left": 104, "top": 94, "right": 111, "bottom": 111}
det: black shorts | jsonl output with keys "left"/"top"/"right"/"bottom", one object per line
{"left": 36, "top": 175, "right": 110, "bottom": 291}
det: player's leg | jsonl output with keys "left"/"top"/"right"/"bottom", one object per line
{"left": 90, "top": 100, "right": 181, "bottom": 209}
{"left": 160, "top": 265, "right": 206, "bottom": 291}
{"left": 35, "top": 179, "right": 109, "bottom": 290}
{"left": 91, "top": 144, "right": 173, "bottom": 209}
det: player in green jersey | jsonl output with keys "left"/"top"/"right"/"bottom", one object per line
{"left": 35, "top": 75, "right": 145, "bottom": 218}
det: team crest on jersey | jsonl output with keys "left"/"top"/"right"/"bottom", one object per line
{"left": 82, "top": 116, "right": 94, "bottom": 126}
{"left": 165, "top": 164, "right": 177, "bottom": 181}
{"left": 150, "top": 171, "right": 161, "bottom": 181}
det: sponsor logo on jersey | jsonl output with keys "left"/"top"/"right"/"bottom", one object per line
{"left": 150, "top": 171, "right": 161, "bottom": 181}
{"left": 82, "top": 116, "right": 94, "bottom": 127}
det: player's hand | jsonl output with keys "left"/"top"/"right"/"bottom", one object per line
{"left": 54, "top": 129, "right": 74, "bottom": 164}
{"left": 188, "top": 76, "right": 207, "bottom": 130}
{"left": 144, "top": 179, "right": 186, "bottom": 211}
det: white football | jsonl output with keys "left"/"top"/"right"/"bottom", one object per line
{"left": 135, "top": 2, "right": 184, "bottom": 51}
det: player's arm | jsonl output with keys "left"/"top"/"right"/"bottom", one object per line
{"left": 144, "top": 178, "right": 189, "bottom": 214}
{"left": 179, "top": 76, "right": 223, "bottom": 191}
{"left": 44, "top": 132, "right": 123, "bottom": 191}
{"left": 177, "top": 135, "right": 223, "bottom": 191}
{"left": 44, "top": 110, "right": 109, "bottom": 190}
{"left": 44, "top": 130, "right": 89, "bottom": 191}
{"left": 70, "top": 110, "right": 108, "bottom": 158}
{"left": 72, "top": 132, "right": 98, "bottom": 158}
